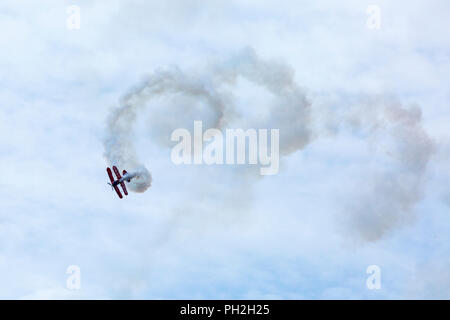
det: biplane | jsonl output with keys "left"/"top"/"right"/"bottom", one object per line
{"left": 106, "top": 166, "right": 133, "bottom": 199}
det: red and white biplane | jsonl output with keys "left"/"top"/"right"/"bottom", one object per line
{"left": 106, "top": 166, "right": 132, "bottom": 199}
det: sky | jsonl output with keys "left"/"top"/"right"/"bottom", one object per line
{"left": 0, "top": 0, "right": 449, "bottom": 299}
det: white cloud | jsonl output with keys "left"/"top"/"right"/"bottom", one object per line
{"left": 0, "top": 0, "right": 449, "bottom": 299}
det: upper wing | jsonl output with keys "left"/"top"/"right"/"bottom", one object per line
{"left": 106, "top": 167, "right": 115, "bottom": 184}
{"left": 113, "top": 166, "right": 122, "bottom": 180}
{"left": 108, "top": 167, "right": 123, "bottom": 199}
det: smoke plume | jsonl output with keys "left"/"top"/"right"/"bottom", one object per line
{"left": 336, "top": 96, "right": 435, "bottom": 241}
{"left": 103, "top": 48, "right": 434, "bottom": 241}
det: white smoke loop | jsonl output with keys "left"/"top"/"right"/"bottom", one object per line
{"left": 103, "top": 48, "right": 434, "bottom": 242}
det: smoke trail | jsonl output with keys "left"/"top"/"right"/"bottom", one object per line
{"left": 338, "top": 96, "right": 435, "bottom": 241}
{"left": 103, "top": 67, "right": 229, "bottom": 193}
{"left": 103, "top": 48, "right": 312, "bottom": 192}
{"left": 213, "top": 47, "right": 312, "bottom": 155}
{"left": 103, "top": 48, "right": 434, "bottom": 241}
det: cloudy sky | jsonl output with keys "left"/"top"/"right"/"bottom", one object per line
{"left": 0, "top": 0, "right": 449, "bottom": 299}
